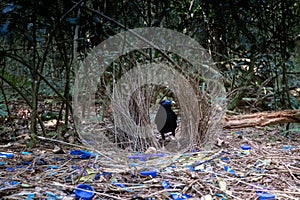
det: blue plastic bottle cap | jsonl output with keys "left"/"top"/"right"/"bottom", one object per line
{"left": 242, "top": 144, "right": 252, "bottom": 150}
{"left": 74, "top": 184, "right": 95, "bottom": 200}
{"left": 259, "top": 193, "right": 275, "bottom": 199}
{"left": 140, "top": 170, "right": 157, "bottom": 178}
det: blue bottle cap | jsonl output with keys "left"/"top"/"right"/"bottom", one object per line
{"left": 140, "top": 170, "right": 157, "bottom": 178}
{"left": 259, "top": 193, "right": 275, "bottom": 199}
{"left": 242, "top": 144, "right": 252, "bottom": 150}
{"left": 74, "top": 184, "right": 94, "bottom": 200}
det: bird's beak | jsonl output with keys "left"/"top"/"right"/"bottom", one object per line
{"left": 171, "top": 101, "right": 175, "bottom": 105}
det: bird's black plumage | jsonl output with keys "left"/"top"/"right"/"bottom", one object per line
{"left": 154, "top": 100, "right": 177, "bottom": 140}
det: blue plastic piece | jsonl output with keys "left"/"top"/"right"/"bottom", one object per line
{"left": 22, "top": 152, "right": 32, "bottom": 155}
{"left": 0, "top": 152, "right": 14, "bottom": 159}
{"left": 70, "top": 150, "right": 88, "bottom": 155}
{"left": 10, "top": 181, "right": 20, "bottom": 186}
{"left": 259, "top": 193, "right": 275, "bottom": 199}
{"left": 170, "top": 193, "right": 193, "bottom": 200}
{"left": 45, "top": 191, "right": 58, "bottom": 200}
{"left": 74, "top": 184, "right": 94, "bottom": 200}
{"left": 71, "top": 165, "right": 80, "bottom": 170}
{"left": 22, "top": 162, "right": 32, "bottom": 165}
{"left": 242, "top": 144, "right": 252, "bottom": 150}
{"left": 113, "top": 181, "right": 133, "bottom": 192}
{"left": 221, "top": 157, "right": 230, "bottom": 163}
{"left": 26, "top": 193, "right": 35, "bottom": 200}
{"left": 162, "top": 181, "right": 171, "bottom": 189}
{"left": 46, "top": 165, "right": 59, "bottom": 170}
{"left": 283, "top": 145, "right": 294, "bottom": 151}
{"left": 186, "top": 166, "right": 195, "bottom": 171}
{"left": 81, "top": 152, "right": 93, "bottom": 159}
{"left": 6, "top": 167, "right": 15, "bottom": 171}
{"left": 224, "top": 166, "right": 237, "bottom": 176}
{"left": 70, "top": 150, "right": 96, "bottom": 159}
{"left": 113, "top": 182, "right": 126, "bottom": 188}
{"left": 95, "top": 172, "right": 112, "bottom": 180}
{"left": 140, "top": 170, "right": 157, "bottom": 178}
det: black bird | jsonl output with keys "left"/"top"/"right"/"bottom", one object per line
{"left": 155, "top": 100, "right": 177, "bottom": 140}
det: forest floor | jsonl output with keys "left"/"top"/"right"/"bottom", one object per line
{"left": 0, "top": 104, "right": 299, "bottom": 199}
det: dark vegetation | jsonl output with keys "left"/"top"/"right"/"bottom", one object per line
{"left": 0, "top": 0, "right": 299, "bottom": 199}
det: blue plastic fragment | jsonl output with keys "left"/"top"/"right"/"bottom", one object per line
{"left": 127, "top": 155, "right": 141, "bottom": 159}
{"left": 186, "top": 166, "right": 195, "bottom": 171}
{"left": 10, "top": 181, "right": 20, "bottom": 186}
{"left": 113, "top": 181, "right": 133, "bottom": 192}
{"left": 162, "top": 180, "right": 171, "bottom": 189}
{"left": 283, "top": 145, "right": 294, "bottom": 151}
{"left": 46, "top": 165, "right": 59, "bottom": 170}
{"left": 26, "top": 193, "right": 35, "bottom": 200}
{"left": 0, "top": 152, "right": 14, "bottom": 159}
{"left": 22, "top": 162, "right": 32, "bottom": 165}
{"left": 70, "top": 150, "right": 96, "bottom": 159}
{"left": 21, "top": 152, "right": 32, "bottom": 155}
{"left": 241, "top": 144, "right": 252, "bottom": 150}
{"left": 94, "top": 173, "right": 101, "bottom": 180}
{"left": 45, "top": 191, "right": 58, "bottom": 200}
{"left": 170, "top": 193, "right": 193, "bottom": 200}
{"left": 102, "top": 172, "right": 112, "bottom": 177}
{"left": 224, "top": 166, "right": 237, "bottom": 176}
{"left": 81, "top": 152, "right": 93, "bottom": 159}
{"left": 71, "top": 165, "right": 80, "bottom": 170}
{"left": 140, "top": 170, "right": 157, "bottom": 178}
{"left": 221, "top": 157, "right": 230, "bottom": 163}
{"left": 113, "top": 182, "right": 126, "bottom": 188}
{"left": 70, "top": 150, "right": 87, "bottom": 155}
{"left": 74, "top": 184, "right": 95, "bottom": 200}
{"left": 215, "top": 193, "right": 227, "bottom": 199}
{"left": 258, "top": 192, "right": 275, "bottom": 200}
{"left": 95, "top": 172, "right": 112, "bottom": 180}
{"left": 0, "top": 162, "right": 7, "bottom": 165}
{"left": 6, "top": 167, "right": 15, "bottom": 172}
{"left": 2, "top": 181, "right": 20, "bottom": 188}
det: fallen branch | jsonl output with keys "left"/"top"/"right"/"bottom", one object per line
{"left": 224, "top": 110, "right": 300, "bottom": 129}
